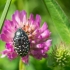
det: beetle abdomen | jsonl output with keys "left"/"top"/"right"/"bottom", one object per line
{"left": 13, "top": 29, "right": 30, "bottom": 57}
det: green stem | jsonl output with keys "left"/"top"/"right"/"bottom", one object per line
{"left": 0, "top": 0, "right": 12, "bottom": 33}
{"left": 19, "top": 58, "right": 25, "bottom": 70}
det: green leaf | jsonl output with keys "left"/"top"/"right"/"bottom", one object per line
{"left": 0, "top": 0, "right": 12, "bottom": 33}
{"left": 43, "top": 0, "right": 70, "bottom": 44}
{"left": 56, "top": 0, "right": 70, "bottom": 21}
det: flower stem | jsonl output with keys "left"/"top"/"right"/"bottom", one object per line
{"left": 19, "top": 58, "right": 25, "bottom": 70}
{"left": 0, "top": 0, "right": 12, "bottom": 33}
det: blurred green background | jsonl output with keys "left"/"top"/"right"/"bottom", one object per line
{"left": 0, "top": 0, "right": 70, "bottom": 70}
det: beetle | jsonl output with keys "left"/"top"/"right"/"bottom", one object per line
{"left": 13, "top": 28, "right": 30, "bottom": 57}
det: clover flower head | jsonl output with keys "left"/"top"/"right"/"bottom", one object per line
{"left": 0, "top": 10, "right": 51, "bottom": 63}
{"left": 51, "top": 43, "right": 70, "bottom": 67}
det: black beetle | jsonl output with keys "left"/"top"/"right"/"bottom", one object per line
{"left": 13, "top": 28, "right": 30, "bottom": 57}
